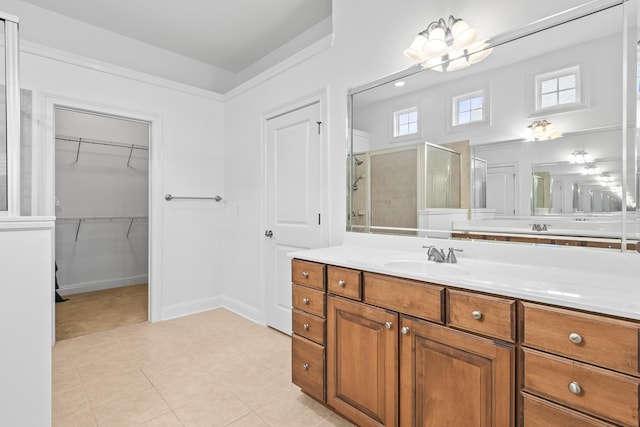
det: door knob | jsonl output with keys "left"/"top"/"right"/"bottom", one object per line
{"left": 264, "top": 229, "right": 273, "bottom": 238}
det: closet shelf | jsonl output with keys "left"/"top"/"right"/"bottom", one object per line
{"left": 55, "top": 134, "right": 149, "bottom": 167}
{"left": 56, "top": 216, "right": 148, "bottom": 241}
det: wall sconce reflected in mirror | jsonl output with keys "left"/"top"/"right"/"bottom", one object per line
{"left": 568, "top": 149, "right": 593, "bottom": 164}
{"left": 599, "top": 172, "right": 614, "bottom": 185}
{"left": 403, "top": 15, "right": 492, "bottom": 72}
{"left": 524, "top": 120, "right": 562, "bottom": 141}
{"left": 583, "top": 163, "right": 598, "bottom": 175}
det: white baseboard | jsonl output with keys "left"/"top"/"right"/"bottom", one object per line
{"left": 160, "top": 294, "right": 263, "bottom": 325}
{"left": 59, "top": 275, "right": 148, "bottom": 295}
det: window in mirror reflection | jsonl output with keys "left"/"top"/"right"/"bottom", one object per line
{"left": 453, "top": 91, "right": 484, "bottom": 126}
{"left": 535, "top": 66, "right": 580, "bottom": 111}
{"left": 393, "top": 107, "right": 419, "bottom": 138}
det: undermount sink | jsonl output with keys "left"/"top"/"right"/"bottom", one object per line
{"left": 382, "top": 259, "right": 470, "bottom": 276}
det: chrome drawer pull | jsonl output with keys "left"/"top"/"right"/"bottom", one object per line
{"left": 471, "top": 310, "right": 483, "bottom": 320}
{"left": 303, "top": 363, "right": 309, "bottom": 371}
{"left": 568, "top": 332, "right": 583, "bottom": 344}
{"left": 568, "top": 381, "right": 582, "bottom": 395}
{"left": 302, "top": 271, "right": 309, "bottom": 278}
{"left": 385, "top": 321, "right": 393, "bottom": 330}
{"left": 303, "top": 323, "right": 309, "bottom": 330}
{"left": 302, "top": 298, "right": 310, "bottom": 304}
{"left": 401, "top": 326, "right": 410, "bottom": 335}
{"left": 338, "top": 280, "right": 346, "bottom": 287}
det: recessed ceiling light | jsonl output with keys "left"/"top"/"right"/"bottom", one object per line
{"left": 394, "top": 81, "right": 406, "bottom": 87}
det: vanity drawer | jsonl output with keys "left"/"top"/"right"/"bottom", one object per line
{"left": 522, "top": 393, "right": 617, "bottom": 427}
{"left": 327, "top": 265, "right": 362, "bottom": 300}
{"left": 523, "top": 348, "right": 640, "bottom": 426}
{"left": 292, "top": 334, "right": 325, "bottom": 402}
{"left": 447, "top": 289, "right": 516, "bottom": 342}
{"left": 292, "top": 309, "right": 325, "bottom": 345}
{"left": 522, "top": 302, "right": 640, "bottom": 376}
{"left": 292, "top": 284, "right": 325, "bottom": 318}
{"left": 292, "top": 259, "right": 325, "bottom": 290}
{"left": 363, "top": 273, "right": 444, "bottom": 324}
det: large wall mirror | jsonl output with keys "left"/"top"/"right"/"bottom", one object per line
{"left": 347, "top": 0, "right": 639, "bottom": 250}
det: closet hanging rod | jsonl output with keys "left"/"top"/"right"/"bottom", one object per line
{"left": 55, "top": 135, "right": 149, "bottom": 166}
{"left": 56, "top": 216, "right": 148, "bottom": 241}
{"left": 165, "top": 194, "right": 223, "bottom": 202}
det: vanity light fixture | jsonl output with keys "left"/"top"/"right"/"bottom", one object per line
{"left": 568, "top": 149, "right": 593, "bottom": 164}
{"left": 599, "top": 172, "right": 614, "bottom": 185}
{"left": 525, "top": 120, "right": 562, "bottom": 141}
{"left": 403, "top": 15, "right": 493, "bottom": 72}
{"left": 583, "top": 163, "right": 598, "bottom": 175}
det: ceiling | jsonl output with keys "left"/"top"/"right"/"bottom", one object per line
{"left": 18, "top": 0, "right": 332, "bottom": 74}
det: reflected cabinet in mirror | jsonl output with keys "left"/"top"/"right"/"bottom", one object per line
{"left": 347, "top": 0, "right": 639, "bottom": 250}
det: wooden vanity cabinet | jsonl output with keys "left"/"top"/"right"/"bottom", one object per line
{"left": 400, "top": 315, "right": 515, "bottom": 427}
{"left": 327, "top": 295, "right": 398, "bottom": 427}
{"left": 291, "top": 260, "right": 326, "bottom": 402}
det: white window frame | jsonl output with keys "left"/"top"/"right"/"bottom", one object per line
{"left": 391, "top": 106, "right": 421, "bottom": 143}
{"left": 452, "top": 90, "right": 487, "bottom": 128}
{"left": 534, "top": 65, "right": 582, "bottom": 113}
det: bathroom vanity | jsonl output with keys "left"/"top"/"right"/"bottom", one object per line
{"left": 290, "top": 241, "right": 640, "bottom": 427}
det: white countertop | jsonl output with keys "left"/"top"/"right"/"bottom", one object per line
{"left": 289, "top": 243, "right": 640, "bottom": 321}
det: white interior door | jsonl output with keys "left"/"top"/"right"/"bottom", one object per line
{"left": 487, "top": 165, "right": 516, "bottom": 216}
{"left": 265, "top": 102, "right": 323, "bottom": 334}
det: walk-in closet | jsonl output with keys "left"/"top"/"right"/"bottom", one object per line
{"left": 54, "top": 108, "right": 150, "bottom": 341}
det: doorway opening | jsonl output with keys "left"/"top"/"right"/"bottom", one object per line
{"left": 53, "top": 107, "right": 150, "bottom": 341}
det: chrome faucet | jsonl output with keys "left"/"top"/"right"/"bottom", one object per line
{"left": 423, "top": 245, "right": 445, "bottom": 263}
{"left": 446, "top": 248, "right": 463, "bottom": 264}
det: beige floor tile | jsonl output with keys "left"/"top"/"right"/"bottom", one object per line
{"left": 83, "top": 367, "right": 153, "bottom": 408}
{"left": 315, "top": 413, "right": 358, "bottom": 427}
{"left": 141, "top": 352, "right": 202, "bottom": 386}
{"left": 140, "top": 411, "right": 184, "bottom": 427}
{"left": 52, "top": 407, "right": 97, "bottom": 427}
{"left": 225, "top": 412, "right": 270, "bottom": 427}
{"left": 256, "top": 390, "right": 332, "bottom": 427}
{"left": 68, "top": 339, "right": 132, "bottom": 368}
{"left": 173, "top": 393, "right": 251, "bottom": 427}
{"left": 188, "top": 338, "right": 243, "bottom": 368}
{"left": 75, "top": 355, "right": 139, "bottom": 384}
{"left": 226, "top": 368, "right": 298, "bottom": 411}
{"left": 52, "top": 385, "right": 91, "bottom": 420}
{"left": 156, "top": 370, "right": 226, "bottom": 410}
{"left": 52, "top": 363, "right": 81, "bottom": 392}
{"left": 92, "top": 387, "right": 169, "bottom": 427}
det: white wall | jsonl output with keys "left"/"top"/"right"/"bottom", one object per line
{"left": 0, "top": 219, "right": 54, "bottom": 427}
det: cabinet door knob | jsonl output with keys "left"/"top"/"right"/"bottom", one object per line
{"left": 568, "top": 333, "right": 583, "bottom": 344}
{"left": 338, "top": 280, "right": 346, "bottom": 287}
{"left": 303, "top": 363, "right": 309, "bottom": 371}
{"left": 385, "top": 321, "right": 393, "bottom": 330}
{"left": 401, "top": 326, "right": 410, "bottom": 335}
{"left": 302, "top": 298, "right": 310, "bottom": 304}
{"left": 568, "top": 381, "right": 582, "bottom": 394}
{"left": 303, "top": 323, "right": 309, "bottom": 330}
{"left": 302, "top": 271, "right": 309, "bottom": 278}
{"left": 471, "top": 310, "right": 483, "bottom": 320}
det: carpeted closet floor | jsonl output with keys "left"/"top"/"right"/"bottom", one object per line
{"left": 56, "top": 284, "right": 148, "bottom": 341}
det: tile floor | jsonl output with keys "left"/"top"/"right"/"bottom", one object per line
{"left": 53, "top": 308, "right": 356, "bottom": 427}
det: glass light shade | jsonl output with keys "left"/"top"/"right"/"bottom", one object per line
{"left": 451, "top": 20, "right": 478, "bottom": 49}
{"left": 421, "top": 56, "right": 445, "bottom": 71}
{"left": 422, "top": 38, "right": 447, "bottom": 58}
{"left": 428, "top": 26, "right": 446, "bottom": 42}
{"left": 403, "top": 35, "right": 428, "bottom": 61}
{"left": 446, "top": 56, "right": 471, "bottom": 71}
{"left": 583, "top": 163, "right": 598, "bottom": 175}
{"left": 467, "top": 42, "right": 493, "bottom": 64}
{"left": 568, "top": 149, "right": 593, "bottom": 164}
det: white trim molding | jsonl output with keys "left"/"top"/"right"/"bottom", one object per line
{"left": 58, "top": 275, "right": 149, "bottom": 296}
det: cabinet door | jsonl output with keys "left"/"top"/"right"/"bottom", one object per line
{"left": 327, "top": 296, "right": 398, "bottom": 427}
{"left": 400, "top": 316, "right": 515, "bottom": 427}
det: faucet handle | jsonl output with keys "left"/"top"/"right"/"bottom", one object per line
{"left": 446, "top": 248, "right": 463, "bottom": 264}
{"left": 422, "top": 245, "right": 435, "bottom": 261}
